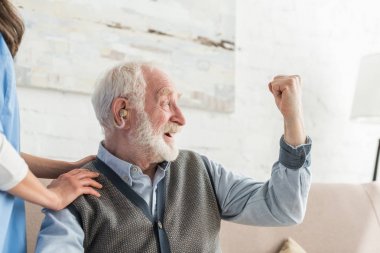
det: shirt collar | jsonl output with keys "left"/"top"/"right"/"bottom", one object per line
{"left": 96, "top": 142, "right": 170, "bottom": 184}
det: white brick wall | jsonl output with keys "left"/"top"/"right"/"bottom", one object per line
{"left": 18, "top": 0, "right": 380, "bottom": 183}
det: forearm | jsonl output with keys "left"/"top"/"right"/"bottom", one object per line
{"left": 283, "top": 116, "right": 307, "bottom": 147}
{"left": 238, "top": 138, "right": 312, "bottom": 225}
{"left": 21, "top": 152, "right": 74, "bottom": 179}
{"left": 8, "top": 168, "right": 102, "bottom": 211}
{"left": 8, "top": 170, "right": 58, "bottom": 210}
{"left": 209, "top": 137, "right": 312, "bottom": 226}
{"left": 223, "top": 159, "right": 311, "bottom": 226}
{"left": 0, "top": 133, "right": 29, "bottom": 190}
{"left": 264, "top": 160, "right": 311, "bottom": 225}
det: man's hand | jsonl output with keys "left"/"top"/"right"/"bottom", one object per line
{"left": 268, "top": 75, "right": 306, "bottom": 146}
{"left": 268, "top": 75, "right": 303, "bottom": 120}
{"left": 47, "top": 169, "right": 102, "bottom": 210}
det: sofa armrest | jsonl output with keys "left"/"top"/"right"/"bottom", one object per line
{"left": 363, "top": 182, "right": 380, "bottom": 227}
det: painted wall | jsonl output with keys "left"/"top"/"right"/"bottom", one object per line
{"left": 19, "top": 0, "right": 380, "bottom": 252}
{"left": 15, "top": 0, "right": 235, "bottom": 113}
{"left": 18, "top": 0, "right": 380, "bottom": 184}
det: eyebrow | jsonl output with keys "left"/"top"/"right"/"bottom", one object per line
{"left": 157, "top": 87, "right": 172, "bottom": 96}
{"left": 157, "top": 87, "right": 181, "bottom": 99}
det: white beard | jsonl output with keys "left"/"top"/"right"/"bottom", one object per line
{"left": 130, "top": 111, "right": 179, "bottom": 162}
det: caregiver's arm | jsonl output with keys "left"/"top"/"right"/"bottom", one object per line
{"left": 1, "top": 133, "right": 102, "bottom": 210}
{"left": 21, "top": 152, "right": 95, "bottom": 179}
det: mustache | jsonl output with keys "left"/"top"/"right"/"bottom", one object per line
{"left": 163, "top": 122, "right": 182, "bottom": 134}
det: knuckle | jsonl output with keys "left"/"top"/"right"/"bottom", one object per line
{"left": 85, "top": 188, "right": 93, "bottom": 194}
{"left": 291, "top": 75, "right": 301, "bottom": 83}
{"left": 287, "top": 78, "right": 297, "bottom": 86}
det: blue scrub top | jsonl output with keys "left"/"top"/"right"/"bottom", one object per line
{"left": 0, "top": 34, "right": 26, "bottom": 253}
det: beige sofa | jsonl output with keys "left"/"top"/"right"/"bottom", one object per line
{"left": 220, "top": 182, "right": 380, "bottom": 253}
{"left": 26, "top": 182, "right": 380, "bottom": 253}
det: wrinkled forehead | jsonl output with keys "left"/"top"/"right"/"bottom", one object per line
{"left": 143, "top": 67, "right": 180, "bottom": 99}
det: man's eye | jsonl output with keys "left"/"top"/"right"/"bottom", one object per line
{"left": 161, "top": 100, "right": 170, "bottom": 108}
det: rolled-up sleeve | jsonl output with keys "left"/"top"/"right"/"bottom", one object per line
{"left": 204, "top": 136, "right": 312, "bottom": 226}
{"left": 0, "top": 133, "right": 28, "bottom": 191}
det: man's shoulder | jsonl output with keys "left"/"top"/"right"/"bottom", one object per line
{"left": 171, "top": 150, "right": 213, "bottom": 174}
{"left": 177, "top": 149, "right": 213, "bottom": 165}
{"left": 82, "top": 159, "right": 103, "bottom": 172}
{"left": 177, "top": 149, "right": 204, "bottom": 160}
{"left": 178, "top": 149, "right": 199, "bottom": 155}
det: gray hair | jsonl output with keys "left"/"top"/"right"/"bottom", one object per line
{"left": 91, "top": 62, "right": 153, "bottom": 130}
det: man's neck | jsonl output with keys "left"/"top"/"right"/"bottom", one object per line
{"left": 103, "top": 138, "right": 159, "bottom": 181}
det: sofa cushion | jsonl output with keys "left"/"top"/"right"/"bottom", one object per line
{"left": 278, "top": 238, "right": 306, "bottom": 253}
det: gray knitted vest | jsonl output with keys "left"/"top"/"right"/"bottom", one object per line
{"left": 69, "top": 150, "right": 221, "bottom": 253}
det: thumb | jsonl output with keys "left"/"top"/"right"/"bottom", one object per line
{"left": 268, "top": 82, "right": 273, "bottom": 93}
{"left": 269, "top": 82, "right": 283, "bottom": 97}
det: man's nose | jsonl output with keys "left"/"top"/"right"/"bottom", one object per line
{"left": 172, "top": 106, "right": 186, "bottom": 126}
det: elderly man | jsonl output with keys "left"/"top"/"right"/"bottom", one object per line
{"left": 36, "top": 62, "right": 311, "bottom": 253}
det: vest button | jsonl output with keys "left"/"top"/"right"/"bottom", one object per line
{"left": 157, "top": 221, "right": 163, "bottom": 229}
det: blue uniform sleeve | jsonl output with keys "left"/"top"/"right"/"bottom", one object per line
{"left": 0, "top": 33, "right": 18, "bottom": 141}
{"left": 0, "top": 51, "right": 7, "bottom": 134}
{"left": 204, "top": 136, "right": 312, "bottom": 226}
{"left": 35, "top": 208, "right": 84, "bottom": 253}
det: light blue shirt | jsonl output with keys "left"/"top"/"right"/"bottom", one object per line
{"left": 36, "top": 137, "right": 312, "bottom": 252}
{"left": 0, "top": 34, "right": 26, "bottom": 253}
{"left": 94, "top": 144, "right": 168, "bottom": 219}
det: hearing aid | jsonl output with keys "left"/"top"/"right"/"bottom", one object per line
{"left": 119, "top": 109, "right": 128, "bottom": 119}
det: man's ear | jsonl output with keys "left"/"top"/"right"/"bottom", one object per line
{"left": 112, "top": 97, "right": 131, "bottom": 129}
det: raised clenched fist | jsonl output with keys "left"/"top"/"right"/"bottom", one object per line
{"left": 268, "top": 75, "right": 306, "bottom": 146}
{"left": 268, "top": 75, "right": 303, "bottom": 121}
